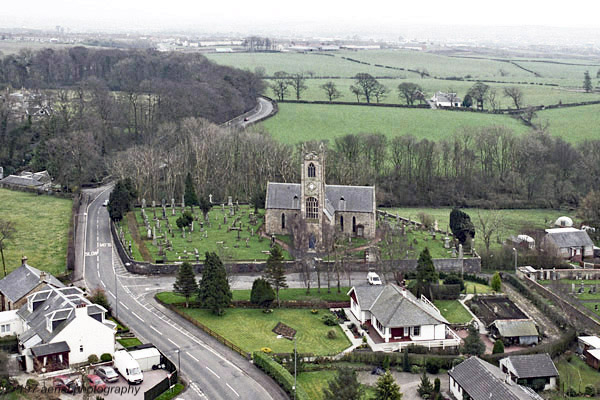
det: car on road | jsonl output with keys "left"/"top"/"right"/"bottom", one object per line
{"left": 95, "top": 365, "right": 119, "bottom": 383}
{"left": 102, "top": 199, "right": 109, "bottom": 207}
{"left": 367, "top": 271, "right": 382, "bottom": 285}
{"left": 87, "top": 374, "right": 107, "bottom": 391}
{"left": 53, "top": 375, "right": 77, "bottom": 393}
{"left": 243, "top": 117, "right": 249, "bottom": 122}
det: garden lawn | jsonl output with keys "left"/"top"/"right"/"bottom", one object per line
{"left": 433, "top": 300, "right": 472, "bottom": 324}
{"left": 156, "top": 288, "right": 350, "bottom": 305}
{"left": 0, "top": 188, "right": 72, "bottom": 276}
{"left": 556, "top": 355, "right": 600, "bottom": 392}
{"left": 117, "top": 338, "right": 142, "bottom": 348}
{"left": 297, "top": 371, "right": 375, "bottom": 400}
{"left": 178, "top": 308, "right": 351, "bottom": 356}
{"left": 262, "top": 103, "right": 528, "bottom": 145}
{"left": 155, "top": 383, "right": 184, "bottom": 400}
{"left": 465, "top": 281, "right": 494, "bottom": 294}
{"left": 123, "top": 205, "right": 291, "bottom": 262}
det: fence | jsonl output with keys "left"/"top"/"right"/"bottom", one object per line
{"left": 143, "top": 349, "right": 178, "bottom": 400}
{"left": 155, "top": 295, "right": 252, "bottom": 360}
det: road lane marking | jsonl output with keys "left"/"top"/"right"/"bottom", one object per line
{"left": 150, "top": 326, "right": 163, "bottom": 336}
{"left": 186, "top": 352, "right": 199, "bottom": 362}
{"left": 97, "top": 269, "right": 100, "bottom": 278}
{"left": 226, "top": 383, "right": 240, "bottom": 397}
{"left": 119, "top": 301, "right": 129, "bottom": 310}
{"left": 100, "top": 281, "right": 106, "bottom": 288}
{"left": 206, "top": 366, "right": 220, "bottom": 379}
{"left": 168, "top": 338, "right": 178, "bottom": 347}
{"left": 107, "top": 291, "right": 115, "bottom": 298}
{"left": 131, "top": 312, "right": 144, "bottom": 322}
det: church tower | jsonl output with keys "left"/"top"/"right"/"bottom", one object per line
{"left": 300, "top": 145, "right": 326, "bottom": 250}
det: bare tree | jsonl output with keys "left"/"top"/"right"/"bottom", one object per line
{"left": 486, "top": 88, "right": 499, "bottom": 112}
{"left": 503, "top": 86, "right": 524, "bottom": 109}
{"left": 372, "top": 82, "right": 389, "bottom": 103}
{"left": 397, "top": 82, "right": 424, "bottom": 105}
{"left": 351, "top": 73, "right": 381, "bottom": 103}
{"left": 320, "top": 81, "right": 341, "bottom": 102}
{"left": 270, "top": 71, "right": 290, "bottom": 101}
{"left": 0, "top": 219, "right": 16, "bottom": 277}
{"left": 467, "top": 82, "right": 490, "bottom": 111}
{"left": 476, "top": 210, "right": 504, "bottom": 253}
{"left": 289, "top": 73, "right": 308, "bottom": 100}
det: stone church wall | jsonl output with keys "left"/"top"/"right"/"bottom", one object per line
{"left": 335, "top": 211, "right": 376, "bottom": 239}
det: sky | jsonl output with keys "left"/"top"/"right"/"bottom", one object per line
{"left": 1, "top": 0, "right": 599, "bottom": 35}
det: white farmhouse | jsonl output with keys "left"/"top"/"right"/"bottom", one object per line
{"left": 431, "top": 91, "right": 462, "bottom": 107}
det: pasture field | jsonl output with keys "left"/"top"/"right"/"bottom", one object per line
{"left": 535, "top": 104, "right": 600, "bottom": 142}
{"left": 261, "top": 103, "right": 528, "bottom": 144}
{"left": 0, "top": 188, "right": 72, "bottom": 276}
{"left": 381, "top": 207, "right": 574, "bottom": 251}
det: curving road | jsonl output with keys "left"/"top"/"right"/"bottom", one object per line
{"left": 227, "top": 97, "right": 274, "bottom": 128}
{"left": 79, "top": 186, "right": 285, "bottom": 400}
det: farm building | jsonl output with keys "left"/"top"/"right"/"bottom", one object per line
{"left": 488, "top": 320, "right": 539, "bottom": 346}
{"left": 499, "top": 354, "right": 558, "bottom": 391}
{"left": 585, "top": 349, "right": 600, "bottom": 370}
{"left": 542, "top": 227, "right": 594, "bottom": 261}
{"left": 431, "top": 91, "right": 461, "bottom": 107}
{"left": 347, "top": 284, "right": 460, "bottom": 350}
{"left": 578, "top": 335, "right": 600, "bottom": 353}
{"left": 265, "top": 147, "right": 376, "bottom": 251}
{"left": 448, "top": 357, "right": 543, "bottom": 400}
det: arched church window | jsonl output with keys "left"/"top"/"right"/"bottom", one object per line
{"left": 308, "top": 163, "right": 316, "bottom": 178}
{"left": 306, "top": 197, "right": 319, "bottom": 219}
{"left": 281, "top": 213, "right": 286, "bottom": 229}
{"left": 340, "top": 215, "right": 344, "bottom": 231}
{"left": 352, "top": 216, "right": 357, "bottom": 233}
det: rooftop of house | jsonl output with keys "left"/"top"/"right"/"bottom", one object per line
{"left": 579, "top": 336, "right": 600, "bottom": 349}
{"left": 266, "top": 182, "right": 374, "bottom": 213}
{"left": 349, "top": 284, "right": 448, "bottom": 327}
{"left": 432, "top": 91, "right": 462, "bottom": 103}
{"left": 501, "top": 354, "right": 558, "bottom": 379}
{"left": 0, "top": 262, "right": 64, "bottom": 303}
{"left": 543, "top": 228, "right": 594, "bottom": 248}
{"left": 490, "top": 319, "right": 538, "bottom": 338}
{"left": 449, "top": 356, "right": 543, "bottom": 400}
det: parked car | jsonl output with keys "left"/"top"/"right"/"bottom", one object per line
{"left": 102, "top": 199, "right": 109, "bottom": 207}
{"left": 95, "top": 365, "right": 119, "bottom": 383}
{"left": 87, "top": 374, "right": 106, "bottom": 391}
{"left": 52, "top": 375, "right": 77, "bottom": 393}
{"left": 367, "top": 271, "right": 382, "bottom": 285}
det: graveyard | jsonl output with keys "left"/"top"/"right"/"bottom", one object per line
{"left": 118, "top": 200, "right": 292, "bottom": 263}
{"left": 539, "top": 279, "right": 600, "bottom": 321}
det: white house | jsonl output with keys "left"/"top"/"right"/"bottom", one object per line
{"left": 449, "top": 357, "right": 543, "bottom": 400}
{"left": 347, "top": 284, "right": 460, "bottom": 350}
{"left": 16, "top": 286, "right": 116, "bottom": 373}
{"left": 499, "top": 354, "right": 558, "bottom": 391}
{"left": 543, "top": 227, "right": 594, "bottom": 261}
{"left": 0, "top": 310, "right": 23, "bottom": 337}
{"left": 431, "top": 91, "right": 461, "bottom": 107}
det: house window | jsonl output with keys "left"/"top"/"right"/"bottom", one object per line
{"left": 413, "top": 326, "right": 420, "bottom": 336}
{"left": 80, "top": 345, "right": 83, "bottom": 353}
{"left": 306, "top": 197, "right": 319, "bottom": 219}
{"left": 0, "top": 323, "right": 9, "bottom": 333}
{"left": 340, "top": 216, "right": 344, "bottom": 231}
{"left": 281, "top": 213, "right": 286, "bottom": 229}
{"left": 308, "top": 163, "right": 316, "bottom": 178}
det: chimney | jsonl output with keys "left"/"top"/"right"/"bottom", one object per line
{"left": 39, "top": 271, "right": 47, "bottom": 283}
{"left": 21, "top": 256, "right": 28, "bottom": 266}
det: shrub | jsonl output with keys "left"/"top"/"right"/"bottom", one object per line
{"left": 100, "top": 353, "right": 112, "bottom": 362}
{"left": 322, "top": 314, "right": 338, "bottom": 326}
{"left": 253, "top": 352, "right": 309, "bottom": 400}
{"left": 492, "top": 340, "right": 505, "bottom": 354}
{"left": 425, "top": 358, "right": 441, "bottom": 374}
{"left": 382, "top": 355, "right": 390, "bottom": 370}
{"left": 434, "top": 378, "right": 440, "bottom": 392}
{"left": 566, "top": 386, "right": 578, "bottom": 397}
{"left": 411, "top": 365, "right": 422, "bottom": 374}
{"left": 585, "top": 384, "right": 596, "bottom": 397}
{"left": 443, "top": 274, "right": 465, "bottom": 291}
{"left": 327, "top": 329, "right": 337, "bottom": 339}
{"left": 25, "top": 379, "right": 38, "bottom": 390}
{"left": 88, "top": 354, "right": 99, "bottom": 364}
{"left": 362, "top": 335, "right": 368, "bottom": 343}
{"left": 250, "top": 278, "right": 275, "bottom": 308}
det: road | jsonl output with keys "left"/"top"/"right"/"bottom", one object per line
{"left": 80, "top": 187, "right": 286, "bottom": 400}
{"left": 227, "top": 97, "right": 274, "bottom": 128}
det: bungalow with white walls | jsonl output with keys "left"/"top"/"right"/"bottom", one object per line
{"left": 347, "top": 284, "right": 460, "bottom": 350}
{"left": 15, "top": 286, "right": 116, "bottom": 373}
{"left": 499, "top": 354, "right": 558, "bottom": 391}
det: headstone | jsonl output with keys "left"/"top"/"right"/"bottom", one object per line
{"left": 209, "top": 194, "right": 213, "bottom": 203}
{"left": 228, "top": 196, "right": 233, "bottom": 206}
{"left": 153, "top": 226, "right": 156, "bottom": 240}
{"left": 251, "top": 228, "right": 254, "bottom": 236}
{"left": 222, "top": 203, "right": 225, "bottom": 212}
{"left": 444, "top": 237, "right": 450, "bottom": 249}
{"left": 452, "top": 247, "right": 457, "bottom": 258}
{"left": 224, "top": 216, "right": 227, "bottom": 224}
{"left": 162, "top": 206, "right": 166, "bottom": 219}
{"left": 434, "top": 220, "right": 439, "bottom": 231}
{"left": 142, "top": 198, "right": 146, "bottom": 208}
{"left": 182, "top": 194, "right": 185, "bottom": 210}
{"left": 156, "top": 219, "right": 160, "bottom": 229}
{"left": 230, "top": 206, "right": 234, "bottom": 217}
{"left": 458, "top": 244, "right": 463, "bottom": 259}
{"left": 572, "top": 283, "right": 576, "bottom": 293}
{"left": 246, "top": 238, "right": 249, "bottom": 248}
{"left": 204, "top": 231, "right": 208, "bottom": 238}
{"left": 182, "top": 227, "right": 186, "bottom": 238}
{"left": 152, "top": 200, "right": 156, "bottom": 208}
{"left": 0, "top": 166, "right": 3, "bottom": 180}
{"left": 147, "top": 228, "right": 152, "bottom": 239}
{"left": 237, "top": 230, "right": 241, "bottom": 240}
{"left": 171, "top": 198, "right": 176, "bottom": 215}
{"left": 128, "top": 241, "right": 132, "bottom": 254}
{"left": 191, "top": 221, "right": 194, "bottom": 232}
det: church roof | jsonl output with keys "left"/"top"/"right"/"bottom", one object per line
{"left": 266, "top": 182, "right": 374, "bottom": 213}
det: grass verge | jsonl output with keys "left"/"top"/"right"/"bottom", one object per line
{"left": 433, "top": 300, "right": 473, "bottom": 324}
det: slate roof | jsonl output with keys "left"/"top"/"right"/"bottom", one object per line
{"left": 432, "top": 91, "right": 461, "bottom": 103}
{"left": 449, "top": 357, "right": 542, "bottom": 400}
{"left": 30, "top": 341, "right": 70, "bottom": 357}
{"left": 503, "top": 354, "right": 558, "bottom": 379}
{"left": 491, "top": 320, "right": 538, "bottom": 338}
{"left": 266, "top": 182, "right": 375, "bottom": 213}
{"left": 350, "top": 284, "right": 448, "bottom": 327}
{"left": 0, "top": 175, "right": 45, "bottom": 187}
{"left": 544, "top": 228, "right": 594, "bottom": 248}
{"left": 0, "top": 263, "right": 64, "bottom": 303}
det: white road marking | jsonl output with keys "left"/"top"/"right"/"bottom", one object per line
{"left": 131, "top": 312, "right": 144, "bottom": 322}
{"left": 101, "top": 281, "right": 106, "bottom": 288}
{"left": 206, "top": 366, "right": 220, "bottom": 379}
{"left": 226, "top": 383, "right": 240, "bottom": 397}
{"left": 97, "top": 269, "right": 100, "bottom": 277}
{"left": 150, "top": 326, "right": 163, "bottom": 335}
{"left": 186, "top": 352, "right": 199, "bottom": 362}
{"left": 168, "top": 338, "right": 178, "bottom": 347}
{"left": 107, "top": 291, "right": 115, "bottom": 298}
{"left": 119, "top": 301, "right": 129, "bottom": 310}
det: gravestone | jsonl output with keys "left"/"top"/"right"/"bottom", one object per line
{"left": 222, "top": 204, "right": 225, "bottom": 212}
{"left": 444, "top": 237, "right": 450, "bottom": 249}
{"left": 152, "top": 200, "right": 156, "bottom": 208}
{"left": 162, "top": 198, "right": 166, "bottom": 208}
{"left": 191, "top": 221, "right": 194, "bottom": 232}
{"left": 452, "top": 247, "right": 457, "bottom": 258}
{"left": 162, "top": 206, "right": 167, "bottom": 219}
{"left": 128, "top": 241, "right": 132, "bottom": 255}
{"left": 181, "top": 195, "right": 185, "bottom": 211}
{"left": 204, "top": 231, "right": 208, "bottom": 238}
{"left": 147, "top": 228, "right": 152, "bottom": 239}
{"left": 182, "top": 227, "right": 186, "bottom": 238}
{"left": 172, "top": 198, "right": 176, "bottom": 215}
{"left": 142, "top": 198, "right": 146, "bottom": 208}
{"left": 245, "top": 238, "right": 249, "bottom": 248}
{"left": 209, "top": 194, "right": 213, "bottom": 203}
{"left": 458, "top": 244, "right": 463, "bottom": 259}
{"left": 434, "top": 220, "right": 439, "bottom": 231}
{"left": 229, "top": 206, "right": 234, "bottom": 216}
{"left": 224, "top": 216, "right": 227, "bottom": 224}
{"left": 156, "top": 219, "right": 161, "bottom": 229}
{"left": 228, "top": 196, "right": 233, "bottom": 206}
{"left": 237, "top": 230, "right": 241, "bottom": 241}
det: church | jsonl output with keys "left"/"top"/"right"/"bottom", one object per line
{"left": 265, "top": 148, "right": 376, "bottom": 251}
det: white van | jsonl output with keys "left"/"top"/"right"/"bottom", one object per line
{"left": 367, "top": 271, "right": 382, "bottom": 285}
{"left": 113, "top": 350, "right": 144, "bottom": 384}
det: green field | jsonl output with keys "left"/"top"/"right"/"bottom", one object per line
{"left": 123, "top": 205, "right": 291, "bottom": 262}
{"left": 177, "top": 307, "right": 351, "bottom": 356}
{"left": 381, "top": 207, "right": 574, "bottom": 251}
{"left": 261, "top": 103, "right": 528, "bottom": 144}
{"left": 556, "top": 355, "right": 600, "bottom": 394}
{"left": 536, "top": 104, "right": 600, "bottom": 142}
{"left": 433, "top": 300, "right": 473, "bottom": 324}
{"left": 0, "top": 188, "right": 72, "bottom": 276}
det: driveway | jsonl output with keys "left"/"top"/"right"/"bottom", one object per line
{"left": 358, "top": 370, "right": 449, "bottom": 400}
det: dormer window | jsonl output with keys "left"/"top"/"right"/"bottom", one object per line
{"left": 293, "top": 195, "right": 299, "bottom": 209}
{"left": 338, "top": 197, "right": 346, "bottom": 210}
{"left": 308, "top": 163, "right": 316, "bottom": 178}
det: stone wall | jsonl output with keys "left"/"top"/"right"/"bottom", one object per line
{"left": 264, "top": 208, "right": 297, "bottom": 236}
{"left": 335, "top": 211, "right": 376, "bottom": 239}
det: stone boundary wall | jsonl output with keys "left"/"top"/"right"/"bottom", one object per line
{"left": 111, "top": 221, "right": 480, "bottom": 275}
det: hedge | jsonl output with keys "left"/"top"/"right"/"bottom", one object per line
{"left": 340, "top": 350, "right": 461, "bottom": 369}
{"left": 253, "top": 351, "right": 309, "bottom": 400}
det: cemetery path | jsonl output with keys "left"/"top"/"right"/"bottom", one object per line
{"left": 81, "top": 185, "right": 285, "bottom": 400}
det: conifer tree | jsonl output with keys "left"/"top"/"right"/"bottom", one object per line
{"left": 490, "top": 272, "right": 502, "bottom": 292}
{"left": 584, "top": 71, "right": 593, "bottom": 93}
{"left": 375, "top": 371, "right": 403, "bottom": 400}
{"left": 184, "top": 173, "right": 199, "bottom": 211}
{"left": 492, "top": 339, "right": 505, "bottom": 354}
{"left": 198, "top": 252, "right": 232, "bottom": 315}
{"left": 323, "top": 368, "right": 364, "bottom": 400}
{"left": 173, "top": 261, "right": 198, "bottom": 308}
{"left": 416, "top": 248, "right": 438, "bottom": 298}
{"left": 264, "top": 245, "right": 288, "bottom": 307}
{"left": 462, "top": 323, "right": 485, "bottom": 356}
{"left": 250, "top": 278, "right": 275, "bottom": 308}
{"left": 417, "top": 371, "right": 434, "bottom": 398}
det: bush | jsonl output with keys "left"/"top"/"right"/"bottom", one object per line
{"left": 382, "top": 355, "right": 390, "bottom": 370}
{"left": 25, "top": 379, "right": 38, "bottom": 390}
{"left": 322, "top": 314, "right": 338, "bottom": 326}
{"left": 425, "top": 358, "right": 441, "bottom": 374}
{"left": 88, "top": 354, "right": 99, "bottom": 364}
{"left": 492, "top": 340, "right": 505, "bottom": 354}
{"left": 443, "top": 274, "right": 465, "bottom": 291}
{"left": 411, "top": 365, "right": 423, "bottom": 374}
{"left": 434, "top": 378, "right": 440, "bottom": 392}
{"left": 100, "top": 353, "right": 112, "bottom": 362}
{"left": 253, "top": 352, "right": 309, "bottom": 400}
{"left": 585, "top": 384, "right": 596, "bottom": 397}
{"left": 327, "top": 329, "right": 337, "bottom": 339}
{"left": 566, "top": 386, "right": 578, "bottom": 397}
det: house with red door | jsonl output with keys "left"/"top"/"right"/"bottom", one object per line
{"left": 347, "top": 284, "right": 461, "bottom": 351}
